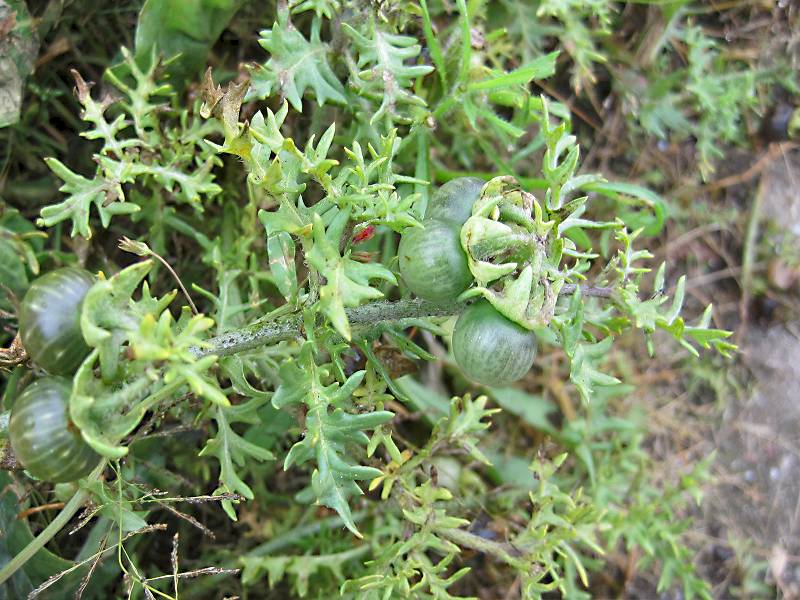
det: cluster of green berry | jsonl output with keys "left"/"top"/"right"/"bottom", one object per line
{"left": 398, "top": 178, "right": 538, "bottom": 387}
{"left": 10, "top": 268, "right": 99, "bottom": 482}
{"left": 11, "top": 179, "right": 541, "bottom": 484}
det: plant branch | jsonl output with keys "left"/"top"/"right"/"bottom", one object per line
{"left": 0, "top": 460, "right": 107, "bottom": 586}
{"left": 559, "top": 283, "right": 615, "bottom": 298}
{"left": 437, "top": 527, "right": 524, "bottom": 566}
{"left": 193, "top": 286, "right": 616, "bottom": 359}
{"left": 118, "top": 238, "right": 199, "bottom": 315}
{"left": 190, "top": 299, "right": 453, "bottom": 359}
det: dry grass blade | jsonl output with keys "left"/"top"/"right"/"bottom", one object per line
{"left": 75, "top": 533, "right": 110, "bottom": 600}
{"left": 145, "top": 567, "right": 241, "bottom": 582}
{"left": 171, "top": 533, "right": 179, "bottom": 598}
{"left": 68, "top": 504, "right": 104, "bottom": 536}
{"left": 28, "top": 525, "right": 168, "bottom": 599}
{"left": 15, "top": 502, "right": 64, "bottom": 520}
{"left": 157, "top": 501, "right": 215, "bottom": 538}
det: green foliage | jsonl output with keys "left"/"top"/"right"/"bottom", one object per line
{"left": 0, "top": 0, "right": 764, "bottom": 598}
{"left": 489, "top": 385, "right": 713, "bottom": 598}
{"left": 626, "top": 22, "right": 765, "bottom": 179}
{"left": 533, "top": 0, "right": 612, "bottom": 93}
{"left": 241, "top": 546, "right": 367, "bottom": 596}
{"left": 289, "top": 0, "right": 341, "bottom": 20}
{"left": 39, "top": 49, "right": 221, "bottom": 238}
{"left": 0, "top": 473, "right": 74, "bottom": 595}
{"left": 133, "top": 0, "right": 242, "bottom": 85}
{"left": 0, "top": 208, "right": 42, "bottom": 312}
{"left": 344, "top": 395, "right": 496, "bottom": 598}
{"left": 343, "top": 21, "right": 433, "bottom": 125}
{"left": 493, "top": 0, "right": 796, "bottom": 179}
{"left": 250, "top": 9, "right": 346, "bottom": 111}
{"left": 199, "top": 398, "right": 274, "bottom": 519}
{"left": 306, "top": 209, "right": 396, "bottom": 340}
{"left": 72, "top": 260, "right": 228, "bottom": 464}
{"left": 273, "top": 343, "right": 393, "bottom": 536}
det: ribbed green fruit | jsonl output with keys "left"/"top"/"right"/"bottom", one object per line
{"left": 398, "top": 219, "right": 473, "bottom": 305}
{"left": 425, "top": 177, "right": 485, "bottom": 225}
{"left": 452, "top": 301, "right": 537, "bottom": 386}
{"left": 19, "top": 267, "right": 94, "bottom": 375}
{"left": 9, "top": 377, "right": 99, "bottom": 482}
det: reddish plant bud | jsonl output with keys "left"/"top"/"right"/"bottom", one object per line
{"left": 353, "top": 225, "right": 376, "bottom": 244}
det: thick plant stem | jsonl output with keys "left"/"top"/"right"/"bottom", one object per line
{"left": 438, "top": 527, "right": 523, "bottom": 566}
{"left": 193, "top": 288, "right": 614, "bottom": 359}
{"left": 191, "top": 298, "right": 457, "bottom": 359}
{"left": 0, "top": 461, "right": 106, "bottom": 585}
{"left": 0, "top": 491, "right": 88, "bottom": 585}
{"left": 560, "top": 283, "right": 615, "bottom": 298}
{"left": 0, "top": 288, "right": 611, "bottom": 584}
{"left": 191, "top": 314, "right": 304, "bottom": 358}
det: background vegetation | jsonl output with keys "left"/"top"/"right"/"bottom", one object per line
{"left": 0, "top": 0, "right": 798, "bottom": 598}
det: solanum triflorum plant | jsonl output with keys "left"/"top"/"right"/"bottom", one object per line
{"left": 0, "top": 3, "right": 736, "bottom": 598}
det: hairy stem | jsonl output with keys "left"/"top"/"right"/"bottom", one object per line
{"left": 0, "top": 491, "right": 88, "bottom": 584}
{"left": 438, "top": 527, "right": 524, "bottom": 566}
{"left": 193, "top": 286, "right": 615, "bottom": 359}
{"left": 191, "top": 298, "right": 455, "bottom": 359}
{"left": 559, "top": 283, "right": 615, "bottom": 298}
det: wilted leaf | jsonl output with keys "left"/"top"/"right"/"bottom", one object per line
{"left": 0, "top": 0, "right": 38, "bottom": 128}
